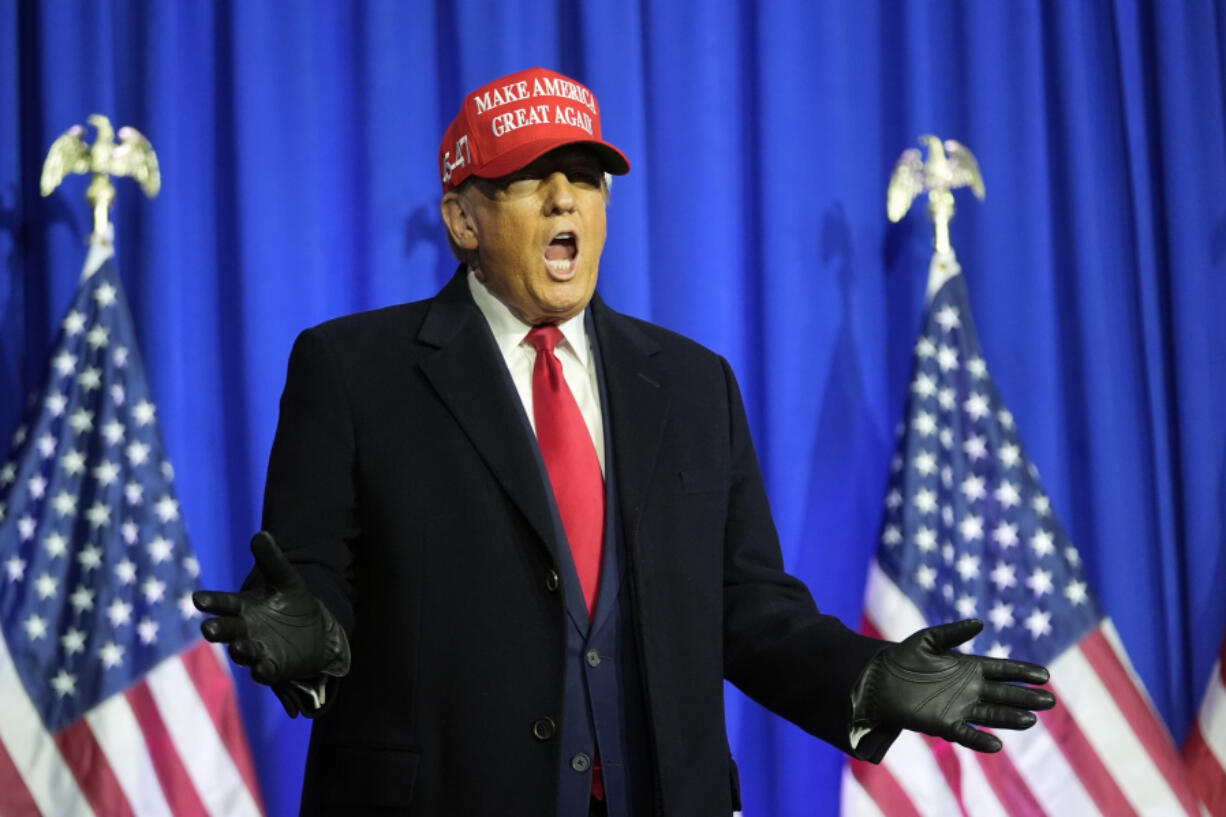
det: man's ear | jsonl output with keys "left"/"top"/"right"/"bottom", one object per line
{"left": 440, "top": 192, "right": 479, "bottom": 251}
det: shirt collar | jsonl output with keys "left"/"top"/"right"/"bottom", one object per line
{"left": 467, "top": 268, "right": 590, "bottom": 366}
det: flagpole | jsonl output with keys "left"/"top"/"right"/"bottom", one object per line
{"left": 82, "top": 224, "right": 114, "bottom": 280}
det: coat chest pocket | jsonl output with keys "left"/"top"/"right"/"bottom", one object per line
{"left": 678, "top": 466, "right": 723, "bottom": 494}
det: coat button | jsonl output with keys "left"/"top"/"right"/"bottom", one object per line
{"left": 545, "top": 569, "right": 560, "bottom": 592}
{"left": 585, "top": 649, "right": 601, "bottom": 668}
{"left": 531, "top": 717, "right": 556, "bottom": 741}
{"left": 570, "top": 752, "right": 591, "bottom": 772}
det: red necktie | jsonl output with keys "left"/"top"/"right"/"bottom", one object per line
{"left": 525, "top": 325, "right": 605, "bottom": 615}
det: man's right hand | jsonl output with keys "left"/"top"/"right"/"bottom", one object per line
{"left": 193, "top": 531, "right": 349, "bottom": 691}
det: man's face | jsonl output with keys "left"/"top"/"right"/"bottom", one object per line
{"left": 442, "top": 146, "right": 608, "bottom": 325}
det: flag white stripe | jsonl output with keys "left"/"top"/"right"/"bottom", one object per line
{"left": 1049, "top": 644, "right": 1186, "bottom": 814}
{"left": 952, "top": 745, "right": 1010, "bottom": 817}
{"left": 879, "top": 731, "right": 965, "bottom": 817}
{"left": 1099, "top": 620, "right": 1200, "bottom": 816}
{"left": 146, "top": 656, "right": 262, "bottom": 817}
{"left": 1196, "top": 659, "right": 1226, "bottom": 772}
{"left": 0, "top": 632, "right": 95, "bottom": 817}
{"left": 864, "top": 561, "right": 927, "bottom": 640}
{"left": 84, "top": 689, "right": 174, "bottom": 817}
{"left": 995, "top": 718, "right": 1102, "bottom": 816}
{"left": 840, "top": 768, "right": 888, "bottom": 817}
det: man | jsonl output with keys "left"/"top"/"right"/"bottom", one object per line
{"left": 195, "top": 67, "right": 1055, "bottom": 817}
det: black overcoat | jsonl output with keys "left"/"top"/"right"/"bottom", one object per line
{"left": 261, "top": 270, "right": 885, "bottom": 816}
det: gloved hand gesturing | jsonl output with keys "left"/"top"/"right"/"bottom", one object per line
{"left": 866, "top": 618, "right": 1056, "bottom": 753}
{"left": 192, "top": 532, "right": 349, "bottom": 691}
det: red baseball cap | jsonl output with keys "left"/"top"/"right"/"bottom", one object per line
{"left": 438, "top": 67, "right": 630, "bottom": 192}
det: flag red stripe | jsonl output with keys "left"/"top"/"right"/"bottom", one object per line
{"left": 180, "top": 641, "right": 264, "bottom": 814}
{"left": 55, "top": 718, "right": 135, "bottom": 817}
{"left": 861, "top": 616, "right": 883, "bottom": 640}
{"left": 0, "top": 733, "right": 42, "bottom": 817}
{"left": 1220, "top": 651, "right": 1226, "bottom": 688}
{"left": 1037, "top": 702, "right": 1138, "bottom": 817}
{"left": 1185, "top": 722, "right": 1226, "bottom": 817}
{"left": 973, "top": 748, "right": 1048, "bottom": 817}
{"left": 126, "top": 681, "right": 210, "bottom": 817}
{"left": 1078, "top": 628, "right": 1200, "bottom": 815}
{"left": 850, "top": 759, "right": 925, "bottom": 817}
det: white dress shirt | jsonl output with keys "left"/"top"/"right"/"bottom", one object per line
{"left": 467, "top": 269, "right": 606, "bottom": 474}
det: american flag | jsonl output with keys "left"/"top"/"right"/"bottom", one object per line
{"left": 0, "top": 246, "right": 263, "bottom": 816}
{"left": 1185, "top": 634, "right": 1226, "bottom": 816}
{"left": 840, "top": 266, "right": 1202, "bottom": 816}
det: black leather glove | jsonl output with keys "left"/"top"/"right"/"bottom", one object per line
{"left": 865, "top": 618, "right": 1056, "bottom": 753}
{"left": 193, "top": 531, "right": 350, "bottom": 716}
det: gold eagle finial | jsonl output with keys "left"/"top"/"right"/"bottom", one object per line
{"left": 887, "top": 135, "right": 984, "bottom": 256}
{"left": 41, "top": 114, "right": 161, "bottom": 238}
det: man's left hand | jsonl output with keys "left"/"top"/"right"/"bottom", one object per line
{"left": 866, "top": 618, "right": 1057, "bottom": 753}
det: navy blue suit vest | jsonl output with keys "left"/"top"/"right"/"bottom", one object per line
{"left": 524, "top": 313, "right": 653, "bottom": 817}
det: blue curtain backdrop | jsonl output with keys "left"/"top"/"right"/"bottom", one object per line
{"left": 3, "top": 1, "right": 1225, "bottom": 814}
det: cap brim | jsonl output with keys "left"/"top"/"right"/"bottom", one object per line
{"left": 474, "top": 138, "right": 630, "bottom": 182}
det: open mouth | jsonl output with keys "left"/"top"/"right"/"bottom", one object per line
{"left": 544, "top": 232, "right": 578, "bottom": 274}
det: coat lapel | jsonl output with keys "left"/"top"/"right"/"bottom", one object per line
{"left": 590, "top": 296, "right": 670, "bottom": 544}
{"left": 416, "top": 272, "right": 559, "bottom": 556}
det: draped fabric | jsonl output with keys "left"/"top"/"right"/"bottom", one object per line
{"left": 2, "top": 2, "right": 1223, "bottom": 815}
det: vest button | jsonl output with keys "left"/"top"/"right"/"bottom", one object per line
{"left": 570, "top": 752, "right": 591, "bottom": 772}
{"left": 545, "top": 569, "right": 560, "bottom": 592}
{"left": 531, "top": 717, "right": 556, "bottom": 741}
{"left": 585, "top": 649, "right": 601, "bottom": 668}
